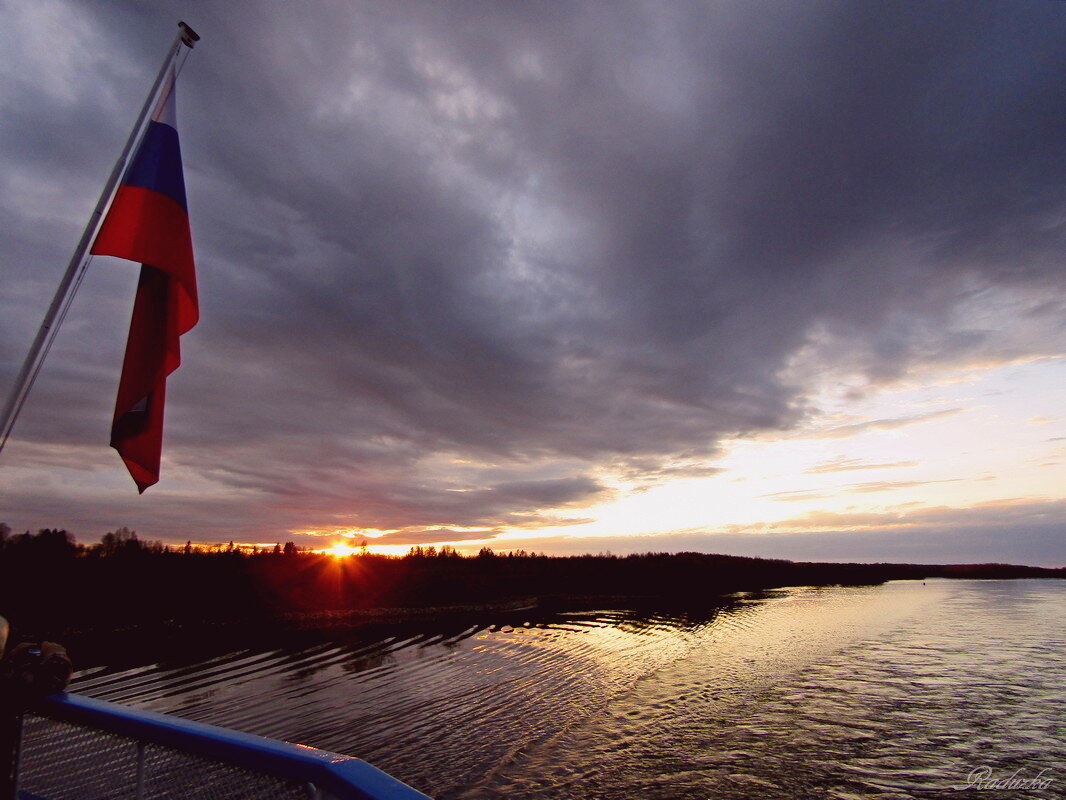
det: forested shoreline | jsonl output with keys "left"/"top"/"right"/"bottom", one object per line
{"left": 1, "top": 525, "right": 1061, "bottom": 644}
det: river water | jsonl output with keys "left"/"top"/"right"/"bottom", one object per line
{"left": 70, "top": 579, "right": 1064, "bottom": 799}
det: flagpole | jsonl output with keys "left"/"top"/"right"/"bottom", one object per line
{"left": 0, "top": 21, "right": 200, "bottom": 456}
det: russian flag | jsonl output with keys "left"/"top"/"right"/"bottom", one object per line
{"left": 91, "top": 70, "right": 198, "bottom": 493}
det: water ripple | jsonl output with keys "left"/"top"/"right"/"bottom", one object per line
{"left": 71, "top": 581, "right": 1065, "bottom": 799}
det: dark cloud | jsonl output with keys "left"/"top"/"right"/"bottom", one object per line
{"left": 2, "top": 1, "right": 1064, "bottom": 544}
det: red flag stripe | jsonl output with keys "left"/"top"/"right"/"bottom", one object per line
{"left": 109, "top": 266, "right": 172, "bottom": 493}
{"left": 92, "top": 185, "right": 197, "bottom": 336}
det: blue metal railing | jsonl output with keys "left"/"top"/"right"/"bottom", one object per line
{"left": 18, "top": 693, "right": 431, "bottom": 800}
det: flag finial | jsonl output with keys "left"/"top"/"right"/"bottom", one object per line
{"left": 178, "top": 21, "right": 200, "bottom": 48}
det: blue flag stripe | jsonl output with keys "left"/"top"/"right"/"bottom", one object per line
{"left": 123, "top": 120, "right": 188, "bottom": 211}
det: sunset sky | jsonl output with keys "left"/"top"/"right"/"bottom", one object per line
{"left": 2, "top": 1, "right": 1063, "bottom": 565}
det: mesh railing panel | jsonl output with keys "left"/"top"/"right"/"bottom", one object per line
{"left": 18, "top": 715, "right": 138, "bottom": 800}
{"left": 17, "top": 713, "right": 327, "bottom": 800}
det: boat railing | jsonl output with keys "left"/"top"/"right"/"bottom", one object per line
{"left": 12, "top": 692, "right": 431, "bottom": 800}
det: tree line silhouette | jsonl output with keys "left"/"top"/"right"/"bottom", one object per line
{"left": 0, "top": 524, "right": 1060, "bottom": 643}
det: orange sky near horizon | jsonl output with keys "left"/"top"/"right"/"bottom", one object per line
{"left": 290, "top": 355, "right": 1065, "bottom": 562}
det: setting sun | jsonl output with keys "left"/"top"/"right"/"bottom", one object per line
{"left": 328, "top": 542, "right": 358, "bottom": 558}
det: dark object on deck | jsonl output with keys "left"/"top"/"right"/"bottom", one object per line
{"left": 0, "top": 643, "right": 73, "bottom": 711}
{"left": 0, "top": 616, "right": 73, "bottom": 800}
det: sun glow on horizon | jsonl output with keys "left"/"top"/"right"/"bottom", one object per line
{"left": 327, "top": 542, "right": 359, "bottom": 558}
{"left": 364, "top": 543, "right": 419, "bottom": 556}
{"left": 483, "top": 357, "right": 1066, "bottom": 547}
{"left": 276, "top": 359, "right": 1064, "bottom": 559}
